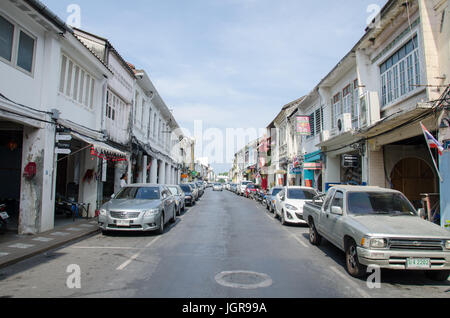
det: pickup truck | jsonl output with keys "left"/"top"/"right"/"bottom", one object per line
{"left": 303, "top": 185, "right": 450, "bottom": 281}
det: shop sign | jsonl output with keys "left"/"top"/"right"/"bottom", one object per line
{"left": 304, "top": 162, "right": 322, "bottom": 170}
{"left": 342, "top": 155, "right": 359, "bottom": 168}
{"left": 297, "top": 116, "right": 311, "bottom": 135}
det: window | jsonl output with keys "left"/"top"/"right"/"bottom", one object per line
{"left": 0, "top": 15, "right": 14, "bottom": 62}
{"left": 0, "top": 15, "right": 35, "bottom": 74}
{"left": 17, "top": 31, "right": 34, "bottom": 72}
{"left": 308, "top": 113, "right": 315, "bottom": 137}
{"left": 106, "top": 89, "right": 126, "bottom": 122}
{"left": 352, "top": 80, "right": 359, "bottom": 128}
{"left": 332, "top": 93, "right": 342, "bottom": 128}
{"left": 59, "top": 54, "right": 95, "bottom": 108}
{"left": 331, "top": 191, "right": 344, "bottom": 209}
{"left": 343, "top": 85, "right": 352, "bottom": 114}
{"left": 379, "top": 35, "right": 420, "bottom": 107}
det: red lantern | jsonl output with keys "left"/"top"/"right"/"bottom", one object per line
{"left": 23, "top": 162, "right": 37, "bottom": 179}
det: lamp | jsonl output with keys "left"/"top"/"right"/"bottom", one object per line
{"left": 7, "top": 140, "right": 18, "bottom": 151}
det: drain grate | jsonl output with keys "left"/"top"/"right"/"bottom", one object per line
{"left": 215, "top": 271, "right": 273, "bottom": 289}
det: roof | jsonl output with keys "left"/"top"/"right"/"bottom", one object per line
{"left": 329, "top": 185, "right": 399, "bottom": 193}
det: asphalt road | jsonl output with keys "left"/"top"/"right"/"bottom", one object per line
{"left": 0, "top": 189, "right": 449, "bottom": 298}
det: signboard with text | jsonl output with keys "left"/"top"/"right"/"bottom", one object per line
{"left": 297, "top": 116, "right": 311, "bottom": 135}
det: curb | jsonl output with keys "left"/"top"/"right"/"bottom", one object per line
{"left": 0, "top": 227, "right": 100, "bottom": 270}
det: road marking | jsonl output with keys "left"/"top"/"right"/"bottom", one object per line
{"left": 116, "top": 252, "right": 140, "bottom": 270}
{"left": 0, "top": 252, "right": 9, "bottom": 257}
{"left": 329, "top": 266, "right": 371, "bottom": 298}
{"left": 115, "top": 236, "right": 162, "bottom": 271}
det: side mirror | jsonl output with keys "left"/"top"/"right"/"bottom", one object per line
{"left": 331, "top": 206, "right": 343, "bottom": 215}
{"left": 111, "top": 194, "right": 115, "bottom": 199}
{"left": 417, "top": 208, "right": 426, "bottom": 219}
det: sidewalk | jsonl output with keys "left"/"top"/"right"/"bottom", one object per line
{"left": 0, "top": 218, "right": 100, "bottom": 269}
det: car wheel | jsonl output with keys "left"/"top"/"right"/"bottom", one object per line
{"left": 176, "top": 204, "right": 181, "bottom": 216}
{"left": 182, "top": 202, "right": 185, "bottom": 212}
{"left": 280, "top": 211, "right": 287, "bottom": 225}
{"left": 345, "top": 239, "right": 367, "bottom": 278}
{"left": 101, "top": 230, "right": 109, "bottom": 236}
{"left": 309, "top": 220, "right": 322, "bottom": 246}
{"left": 156, "top": 214, "right": 165, "bottom": 235}
{"left": 425, "top": 270, "right": 450, "bottom": 281}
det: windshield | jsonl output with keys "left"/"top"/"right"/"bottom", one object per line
{"left": 115, "top": 187, "right": 160, "bottom": 200}
{"left": 168, "top": 187, "right": 179, "bottom": 195}
{"left": 347, "top": 192, "right": 417, "bottom": 216}
{"left": 180, "top": 185, "right": 192, "bottom": 192}
{"left": 287, "top": 189, "right": 316, "bottom": 200}
{"left": 242, "top": 181, "right": 252, "bottom": 186}
{"left": 271, "top": 188, "right": 282, "bottom": 196}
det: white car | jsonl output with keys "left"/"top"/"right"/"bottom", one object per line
{"left": 238, "top": 181, "right": 253, "bottom": 196}
{"left": 274, "top": 186, "right": 319, "bottom": 225}
{"left": 213, "top": 183, "right": 223, "bottom": 191}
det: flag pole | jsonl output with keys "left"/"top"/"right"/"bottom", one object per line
{"left": 420, "top": 122, "right": 443, "bottom": 183}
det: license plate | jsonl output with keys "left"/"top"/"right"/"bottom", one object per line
{"left": 116, "top": 220, "right": 130, "bottom": 227}
{"left": 0, "top": 212, "right": 9, "bottom": 219}
{"left": 406, "top": 258, "right": 430, "bottom": 269}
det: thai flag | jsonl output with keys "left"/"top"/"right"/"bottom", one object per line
{"left": 421, "top": 123, "right": 444, "bottom": 155}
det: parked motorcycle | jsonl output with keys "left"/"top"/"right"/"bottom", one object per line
{"left": 55, "top": 194, "right": 74, "bottom": 218}
{"left": 0, "top": 204, "right": 9, "bottom": 234}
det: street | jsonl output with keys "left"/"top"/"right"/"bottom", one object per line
{"left": 0, "top": 188, "right": 448, "bottom": 298}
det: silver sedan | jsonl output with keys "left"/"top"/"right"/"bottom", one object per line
{"left": 98, "top": 184, "right": 177, "bottom": 234}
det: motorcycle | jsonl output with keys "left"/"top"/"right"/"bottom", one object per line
{"left": 55, "top": 194, "right": 75, "bottom": 218}
{"left": 0, "top": 204, "right": 9, "bottom": 234}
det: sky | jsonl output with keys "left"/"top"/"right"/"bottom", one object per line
{"left": 42, "top": 0, "right": 388, "bottom": 173}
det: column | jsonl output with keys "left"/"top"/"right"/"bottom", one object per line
{"left": 158, "top": 160, "right": 166, "bottom": 184}
{"left": 150, "top": 157, "right": 158, "bottom": 184}
{"left": 142, "top": 155, "right": 148, "bottom": 184}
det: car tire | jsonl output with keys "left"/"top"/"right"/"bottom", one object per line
{"left": 345, "top": 239, "right": 367, "bottom": 278}
{"left": 308, "top": 220, "right": 322, "bottom": 246}
{"left": 156, "top": 214, "right": 165, "bottom": 235}
{"left": 175, "top": 205, "right": 180, "bottom": 217}
{"left": 425, "top": 270, "right": 450, "bottom": 281}
{"left": 101, "top": 230, "right": 109, "bottom": 236}
{"left": 280, "top": 211, "right": 287, "bottom": 225}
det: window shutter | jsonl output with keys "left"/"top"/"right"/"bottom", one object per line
{"left": 331, "top": 99, "right": 334, "bottom": 128}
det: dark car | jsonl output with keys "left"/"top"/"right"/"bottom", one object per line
{"left": 180, "top": 184, "right": 196, "bottom": 206}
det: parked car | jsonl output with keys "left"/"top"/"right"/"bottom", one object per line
{"left": 303, "top": 185, "right": 450, "bottom": 281}
{"left": 167, "top": 185, "right": 186, "bottom": 216}
{"left": 246, "top": 184, "right": 260, "bottom": 199}
{"left": 230, "top": 183, "right": 238, "bottom": 193}
{"left": 273, "top": 186, "right": 319, "bottom": 225}
{"left": 188, "top": 183, "right": 200, "bottom": 200}
{"left": 194, "top": 182, "right": 204, "bottom": 197}
{"left": 98, "top": 184, "right": 176, "bottom": 235}
{"left": 213, "top": 183, "right": 223, "bottom": 191}
{"left": 265, "top": 187, "right": 283, "bottom": 213}
{"left": 180, "top": 184, "right": 196, "bottom": 206}
{"left": 238, "top": 181, "right": 253, "bottom": 196}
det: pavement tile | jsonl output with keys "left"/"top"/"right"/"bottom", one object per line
{"left": 78, "top": 224, "right": 95, "bottom": 228}
{"left": 8, "top": 243, "right": 35, "bottom": 249}
{"left": 66, "top": 228, "right": 82, "bottom": 232}
{"left": 50, "top": 232, "right": 70, "bottom": 236}
{"left": 0, "top": 252, "right": 9, "bottom": 257}
{"left": 32, "top": 237, "right": 54, "bottom": 242}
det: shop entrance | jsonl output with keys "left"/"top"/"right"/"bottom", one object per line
{"left": 0, "top": 126, "right": 23, "bottom": 233}
{"left": 390, "top": 157, "right": 437, "bottom": 208}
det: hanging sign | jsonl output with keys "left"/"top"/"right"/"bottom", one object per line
{"left": 297, "top": 116, "right": 311, "bottom": 135}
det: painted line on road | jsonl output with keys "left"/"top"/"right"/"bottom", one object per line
{"left": 115, "top": 236, "right": 162, "bottom": 271}
{"left": 70, "top": 246, "right": 144, "bottom": 250}
{"left": 329, "top": 266, "right": 371, "bottom": 298}
{"left": 116, "top": 252, "right": 141, "bottom": 270}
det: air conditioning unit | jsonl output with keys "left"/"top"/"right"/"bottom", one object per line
{"left": 320, "top": 130, "right": 330, "bottom": 143}
{"left": 337, "top": 113, "right": 352, "bottom": 134}
{"left": 359, "top": 92, "right": 380, "bottom": 128}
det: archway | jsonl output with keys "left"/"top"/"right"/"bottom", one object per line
{"left": 390, "top": 157, "right": 437, "bottom": 208}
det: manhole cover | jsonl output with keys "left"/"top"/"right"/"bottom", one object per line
{"left": 215, "top": 271, "right": 273, "bottom": 289}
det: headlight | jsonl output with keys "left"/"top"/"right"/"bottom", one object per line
{"left": 143, "top": 209, "right": 160, "bottom": 217}
{"left": 285, "top": 204, "right": 298, "bottom": 211}
{"left": 361, "top": 237, "right": 387, "bottom": 249}
{"left": 445, "top": 240, "right": 450, "bottom": 250}
{"left": 99, "top": 209, "right": 107, "bottom": 216}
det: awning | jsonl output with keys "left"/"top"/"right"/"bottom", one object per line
{"left": 305, "top": 150, "right": 322, "bottom": 163}
{"left": 71, "top": 132, "right": 128, "bottom": 158}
